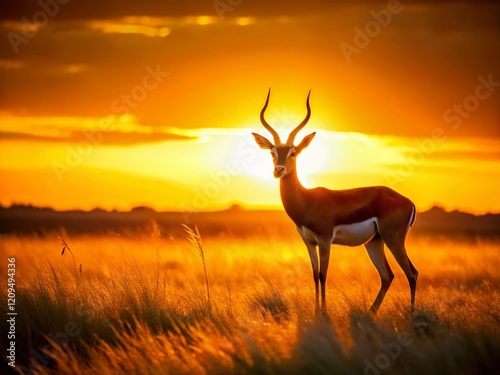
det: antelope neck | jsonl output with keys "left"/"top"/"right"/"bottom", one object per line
{"left": 279, "top": 168, "right": 308, "bottom": 224}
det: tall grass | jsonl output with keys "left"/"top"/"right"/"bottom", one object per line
{"left": 58, "top": 237, "right": 78, "bottom": 279}
{"left": 0, "top": 230, "right": 498, "bottom": 374}
{"left": 182, "top": 224, "right": 211, "bottom": 314}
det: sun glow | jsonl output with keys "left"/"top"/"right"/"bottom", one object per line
{"left": 296, "top": 130, "right": 337, "bottom": 175}
{"left": 1, "top": 118, "right": 500, "bottom": 212}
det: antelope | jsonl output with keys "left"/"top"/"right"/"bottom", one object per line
{"left": 252, "top": 90, "right": 418, "bottom": 314}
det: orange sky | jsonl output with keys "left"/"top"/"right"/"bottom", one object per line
{"left": 0, "top": 1, "right": 499, "bottom": 213}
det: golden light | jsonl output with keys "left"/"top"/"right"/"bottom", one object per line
{"left": 88, "top": 21, "right": 170, "bottom": 37}
{"left": 65, "top": 64, "right": 87, "bottom": 74}
{"left": 158, "top": 27, "right": 171, "bottom": 37}
{"left": 195, "top": 16, "right": 218, "bottom": 26}
{"left": 236, "top": 17, "right": 256, "bottom": 26}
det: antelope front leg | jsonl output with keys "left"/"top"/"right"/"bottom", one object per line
{"left": 304, "top": 241, "right": 320, "bottom": 309}
{"left": 318, "top": 242, "right": 331, "bottom": 310}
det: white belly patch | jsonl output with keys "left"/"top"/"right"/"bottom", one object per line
{"left": 331, "top": 217, "right": 378, "bottom": 246}
{"left": 297, "top": 218, "right": 378, "bottom": 247}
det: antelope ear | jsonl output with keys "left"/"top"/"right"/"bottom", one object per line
{"left": 295, "top": 132, "right": 316, "bottom": 154}
{"left": 252, "top": 133, "right": 274, "bottom": 150}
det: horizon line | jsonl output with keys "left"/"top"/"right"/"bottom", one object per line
{"left": 1, "top": 203, "right": 499, "bottom": 216}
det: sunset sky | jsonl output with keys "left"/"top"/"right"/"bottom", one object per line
{"left": 1, "top": 0, "right": 499, "bottom": 214}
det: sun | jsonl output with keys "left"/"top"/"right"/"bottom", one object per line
{"left": 240, "top": 129, "right": 339, "bottom": 186}
{"left": 296, "top": 130, "right": 337, "bottom": 178}
{"left": 244, "top": 147, "right": 277, "bottom": 182}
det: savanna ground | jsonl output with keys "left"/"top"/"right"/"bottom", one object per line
{"left": 0, "top": 223, "right": 499, "bottom": 375}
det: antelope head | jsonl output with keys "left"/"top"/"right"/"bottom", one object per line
{"left": 252, "top": 89, "right": 316, "bottom": 178}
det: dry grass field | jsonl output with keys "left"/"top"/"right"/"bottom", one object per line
{"left": 1, "top": 224, "right": 499, "bottom": 374}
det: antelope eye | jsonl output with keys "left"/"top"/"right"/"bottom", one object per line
{"left": 290, "top": 151, "right": 297, "bottom": 158}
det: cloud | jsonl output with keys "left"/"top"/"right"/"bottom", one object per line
{"left": 83, "top": 14, "right": 256, "bottom": 37}
{"left": 0, "top": 59, "right": 23, "bottom": 69}
{"left": 88, "top": 19, "right": 171, "bottom": 37}
{"left": 0, "top": 132, "right": 61, "bottom": 142}
{"left": 0, "top": 130, "right": 195, "bottom": 145}
{"left": 430, "top": 150, "right": 500, "bottom": 161}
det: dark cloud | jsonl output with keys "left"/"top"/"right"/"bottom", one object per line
{"left": 0, "top": 130, "right": 195, "bottom": 145}
{"left": 1, "top": 0, "right": 498, "bottom": 22}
